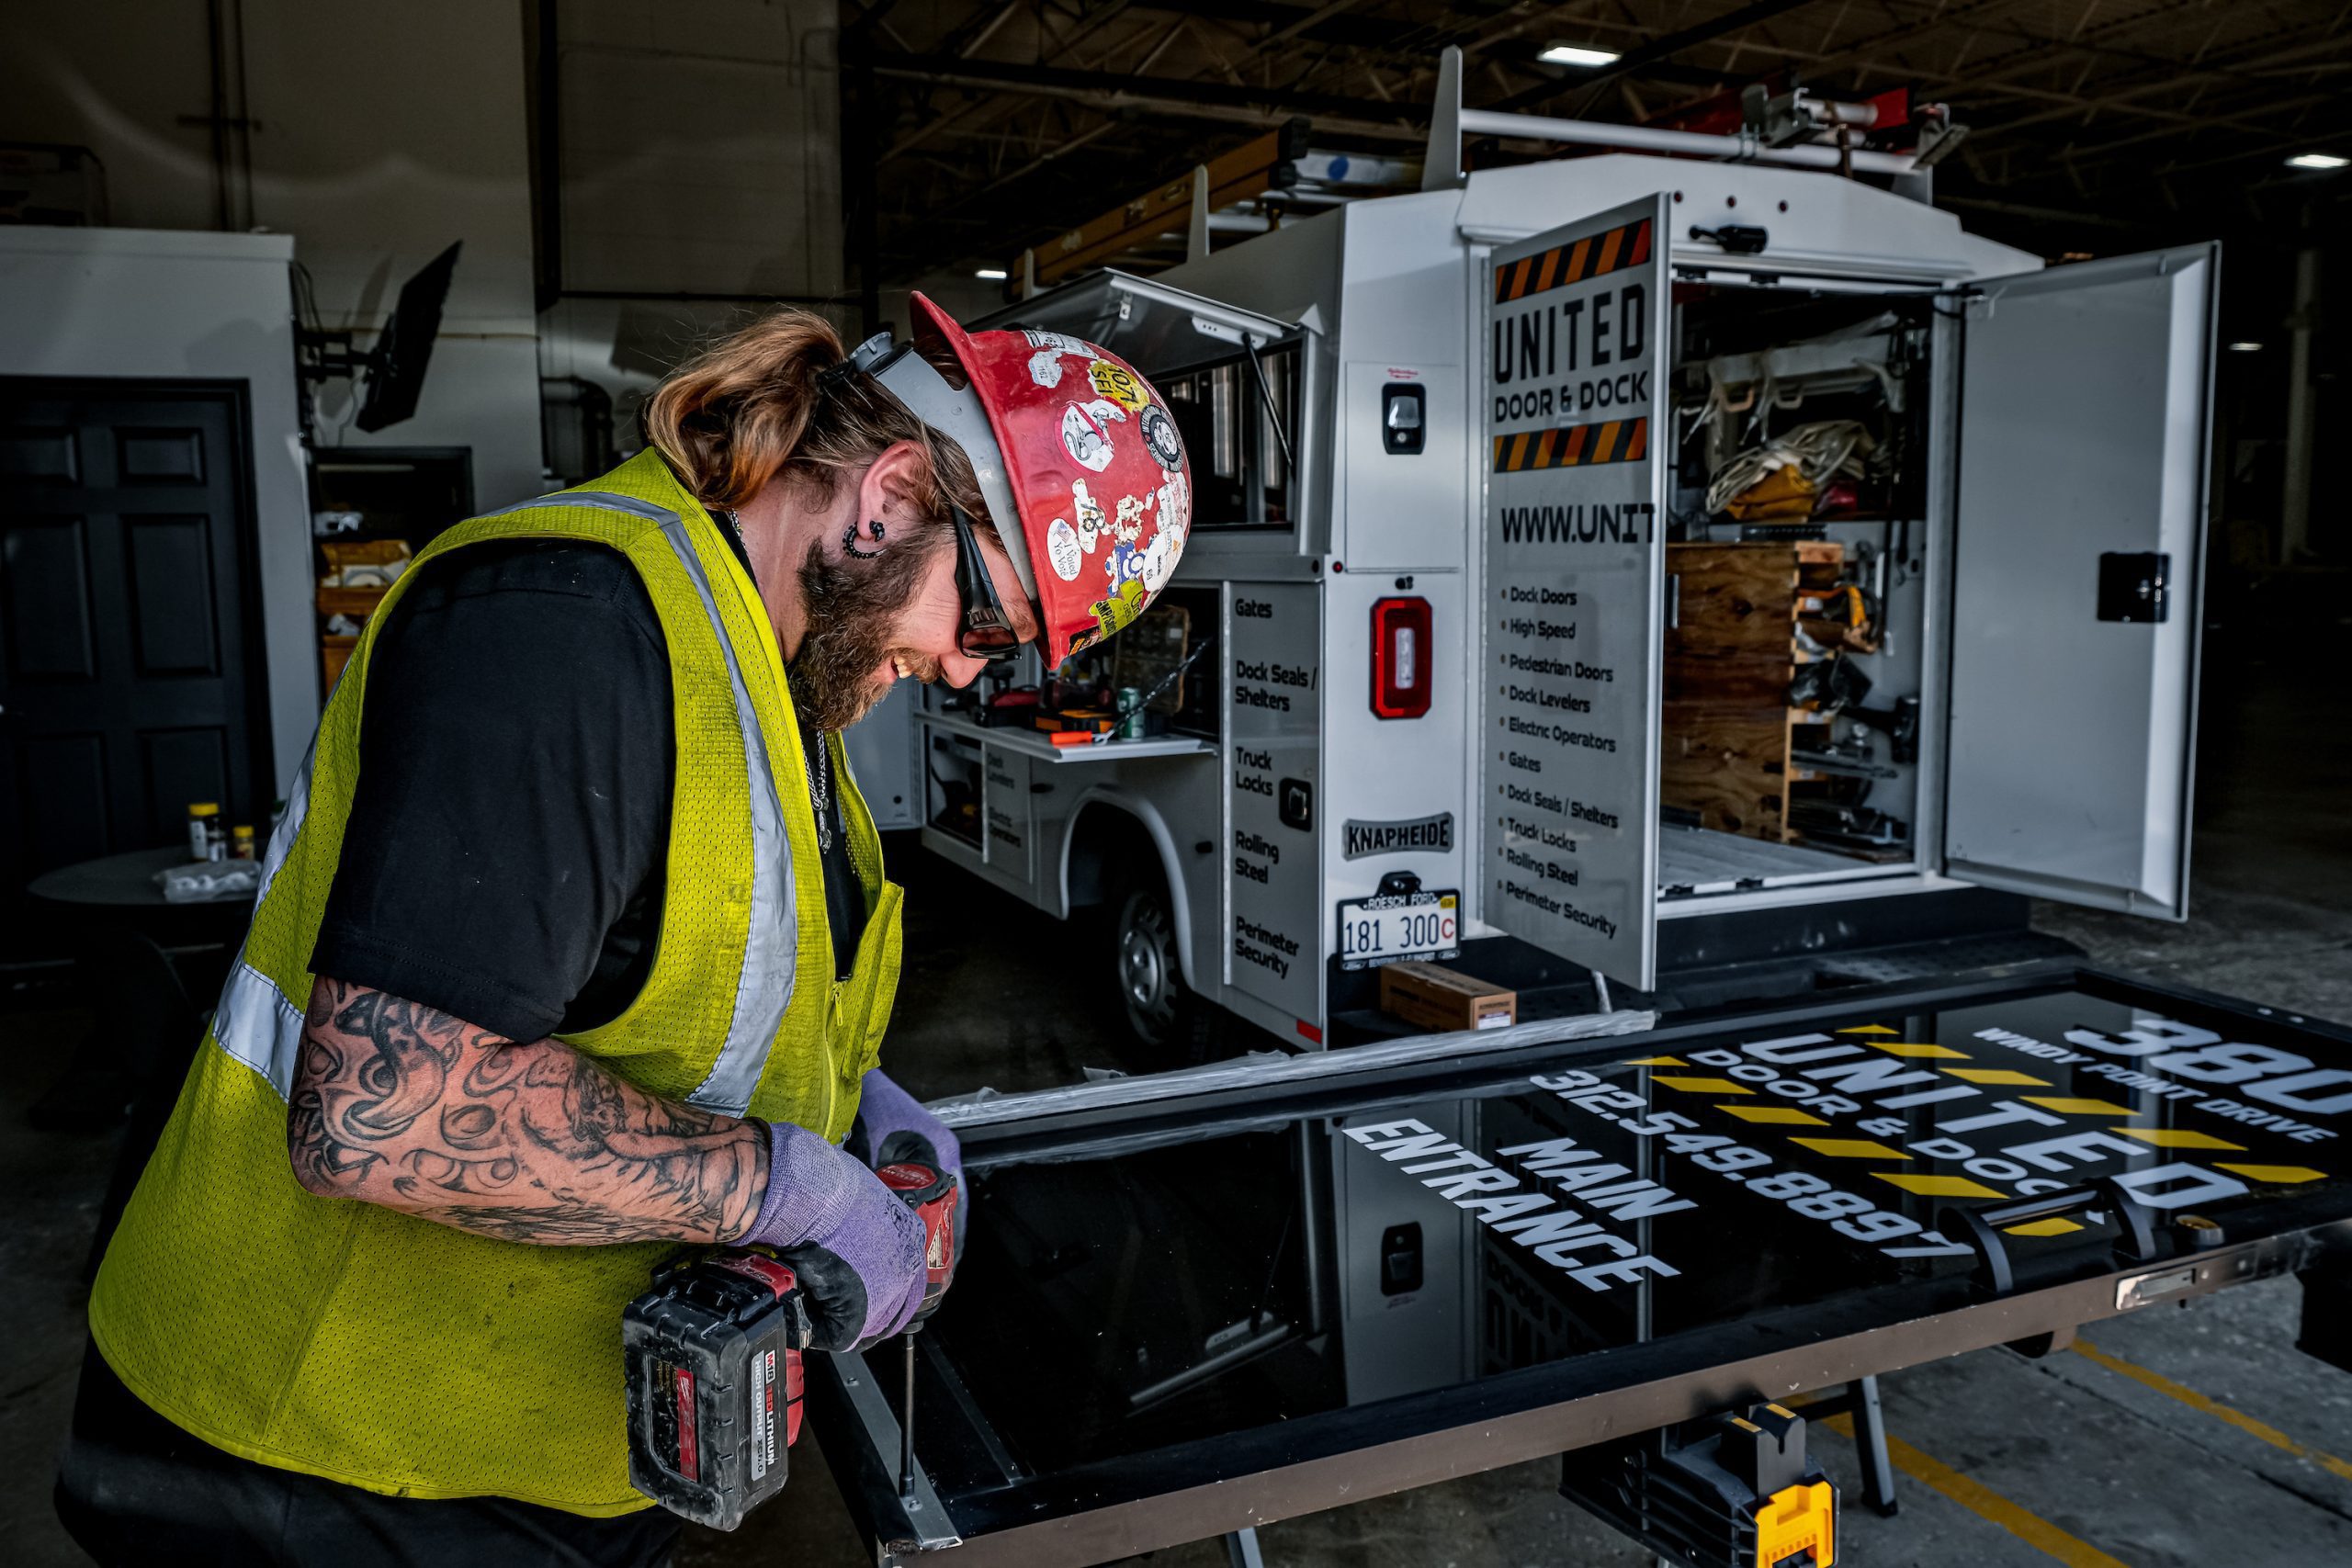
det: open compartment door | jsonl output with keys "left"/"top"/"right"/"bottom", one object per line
{"left": 971, "top": 267, "right": 1301, "bottom": 375}
{"left": 1946, "top": 244, "right": 2216, "bottom": 919}
{"left": 1476, "top": 195, "right": 1671, "bottom": 991}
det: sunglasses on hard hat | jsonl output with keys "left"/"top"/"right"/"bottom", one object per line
{"left": 948, "top": 502, "right": 1024, "bottom": 661}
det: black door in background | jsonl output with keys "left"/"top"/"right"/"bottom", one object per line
{"left": 0, "top": 380, "right": 275, "bottom": 899}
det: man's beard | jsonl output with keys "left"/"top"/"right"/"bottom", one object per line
{"left": 789, "top": 533, "right": 944, "bottom": 731}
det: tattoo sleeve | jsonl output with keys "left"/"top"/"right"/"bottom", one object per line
{"left": 287, "top": 976, "right": 770, "bottom": 1247}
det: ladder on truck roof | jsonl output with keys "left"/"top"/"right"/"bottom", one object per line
{"left": 1420, "top": 44, "right": 1967, "bottom": 202}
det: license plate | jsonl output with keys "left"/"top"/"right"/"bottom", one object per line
{"left": 1337, "top": 890, "right": 1460, "bottom": 971}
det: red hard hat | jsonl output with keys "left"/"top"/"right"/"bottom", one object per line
{"left": 865, "top": 293, "right": 1192, "bottom": 667}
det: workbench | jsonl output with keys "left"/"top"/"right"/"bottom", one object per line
{"left": 811, "top": 962, "right": 2352, "bottom": 1565}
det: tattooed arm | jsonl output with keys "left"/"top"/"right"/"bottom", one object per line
{"left": 287, "top": 975, "right": 768, "bottom": 1246}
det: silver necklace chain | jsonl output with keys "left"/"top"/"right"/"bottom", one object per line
{"left": 805, "top": 722, "right": 834, "bottom": 852}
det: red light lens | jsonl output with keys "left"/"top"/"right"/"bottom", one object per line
{"left": 1371, "top": 597, "right": 1432, "bottom": 719}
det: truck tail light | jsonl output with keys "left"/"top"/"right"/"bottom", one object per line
{"left": 1372, "top": 596, "right": 1432, "bottom": 719}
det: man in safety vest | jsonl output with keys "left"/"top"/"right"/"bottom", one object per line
{"left": 56, "top": 298, "right": 1190, "bottom": 1566}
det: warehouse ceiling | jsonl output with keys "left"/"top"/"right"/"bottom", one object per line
{"left": 851, "top": 0, "right": 2352, "bottom": 288}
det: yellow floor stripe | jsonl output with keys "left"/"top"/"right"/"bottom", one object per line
{"left": 1946, "top": 1067, "right": 2052, "bottom": 1086}
{"left": 1623, "top": 1055, "right": 1686, "bottom": 1066}
{"left": 2021, "top": 1096, "right": 2138, "bottom": 1116}
{"left": 2073, "top": 1338, "right": 2352, "bottom": 1484}
{"left": 1650, "top": 1075, "right": 1754, "bottom": 1095}
{"left": 1838, "top": 1025, "right": 1897, "bottom": 1034}
{"left": 2113, "top": 1125, "right": 2245, "bottom": 1151}
{"left": 1870, "top": 1040, "right": 1972, "bottom": 1059}
{"left": 1819, "top": 1414, "right": 2132, "bottom": 1568}
{"left": 1791, "top": 1137, "right": 1912, "bottom": 1161}
{"left": 2215, "top": 1162, "right": 2328, "bottom": 1184}
{"left": 1874, "top": 1171, "right": 2006, "bottom": 1199}
{"left": 1720, "top": 1104, "right": 1828, "bottom": 1125}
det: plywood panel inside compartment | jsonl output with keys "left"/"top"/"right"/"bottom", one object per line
{"left": 1662, "top": 541, "right": 1841, "bottom": 845}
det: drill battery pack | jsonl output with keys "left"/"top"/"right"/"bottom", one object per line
{"left": 1561, "top": 1402, "right": 1836, "bottom": 1568}
{"left": 622, "top": 1250, "right": 812, "bottom": 1530}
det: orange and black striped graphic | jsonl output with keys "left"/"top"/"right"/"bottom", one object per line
{"left": 1491, "top": 416, "right": 1649, "bottom": 473}
{"left": 1492, "top": 217, "right": 1653, "bottom": 306}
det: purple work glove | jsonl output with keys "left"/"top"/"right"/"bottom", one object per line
{"left": 846, "top": 1069, "right": 966, "bottom": 1252}
{"left": 846, "top": 1070, "right": 962, "bottom": 1186}
{"left": 739, "top": 1119, "right": 926, "bottom": 1354}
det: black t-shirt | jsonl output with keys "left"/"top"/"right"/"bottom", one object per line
{"left": 311, "top": 535, "right": 865, "bottom": 1043}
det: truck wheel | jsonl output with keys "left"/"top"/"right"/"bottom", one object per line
{"left": 1114, "top": 882, "right": 1216, "bottom": 1061}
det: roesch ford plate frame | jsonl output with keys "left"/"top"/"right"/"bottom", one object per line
{"left": 811, "top": 964, "right": 2352, "bottom": 1565}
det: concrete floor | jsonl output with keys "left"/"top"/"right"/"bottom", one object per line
{"left": 6, "top": 650, "right": 2350, "bottom": 1567}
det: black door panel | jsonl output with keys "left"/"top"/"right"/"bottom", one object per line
{"left": 0, "top": 381, "right": 271, "bottom": 897}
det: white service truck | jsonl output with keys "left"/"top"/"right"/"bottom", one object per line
{"left": 848, "top": 74, "right": 2214, "bottom": 1059}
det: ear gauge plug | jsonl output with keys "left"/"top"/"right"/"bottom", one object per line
{"left": 844, "top": 519, "right": 886, "bottom": 558}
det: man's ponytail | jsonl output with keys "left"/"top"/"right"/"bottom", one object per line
{"left": 643, "top": 308, "right": 986, "bottom": 526}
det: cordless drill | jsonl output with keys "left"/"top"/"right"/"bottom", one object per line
{"left": 621, "top": 1161, "right": 958, "bottom": 1530}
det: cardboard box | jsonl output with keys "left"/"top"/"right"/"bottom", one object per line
{"left": 1379, "top": 961, "right": 1517, "bottom": 1034}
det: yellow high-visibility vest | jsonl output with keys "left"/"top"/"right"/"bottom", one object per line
{"left": 89, "top": 450, "right": 903, "bottom": 1515}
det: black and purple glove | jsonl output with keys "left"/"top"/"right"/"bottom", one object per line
{"left": 847, "top": 1069, "right": 965, "bottom": 1251}
{"left": 738, "top": 1119, "right": 925, "bottom": 1353}
{"left": 847, "top": 1069, "right": 962, "bottom": 1186}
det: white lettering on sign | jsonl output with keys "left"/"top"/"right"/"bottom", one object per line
{"left": 1342, "top": 1116, "right": 1683, "bottom": 1292}
{"left": 1982, "top": 1018, "right": 2346, "bottom": 1139}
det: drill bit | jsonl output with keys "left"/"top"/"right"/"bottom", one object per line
{"left": 899, "top": 1333, "right": 917, "bottom": 1504}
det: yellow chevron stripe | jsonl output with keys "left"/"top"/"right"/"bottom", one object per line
{"left": 1720, "top": 1105, "right": 1828, "bottom": 1125}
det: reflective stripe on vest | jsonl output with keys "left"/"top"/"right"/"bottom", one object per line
{"left": 211, "top": 739, "right": 315, "bottom": 1095}
{"left": 207, "top": 490, "right": 797, "bottom": 1115}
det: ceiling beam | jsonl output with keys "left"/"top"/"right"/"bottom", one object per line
{"left": 1489, "top": 0, "right": 1827, "bottom": 113}
{"left": 868, "top": 49, "right": 1430, "bottom": 126}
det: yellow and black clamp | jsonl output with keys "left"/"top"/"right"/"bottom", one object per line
{"left": 1733, "top": 1405, "right": 1837, "bottom": 1568}
{"left": 1561, "top": 1400, "right": 1837, "bottom": 1568}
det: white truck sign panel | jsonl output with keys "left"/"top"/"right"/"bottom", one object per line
{"left": 1479, "top": 194, "right": 1671, "bottom": 992}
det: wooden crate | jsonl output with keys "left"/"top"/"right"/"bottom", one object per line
{"left": 1662, "top": 541, "right": 1842, "bottom": 842}
{"left": 321, "top": 634, "right": 358, "bottom": 690}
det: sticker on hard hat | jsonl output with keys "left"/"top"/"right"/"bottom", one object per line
{"left": 1103, "top": 495, "right": 1151, "bottom": 589}
{"left": 1070, "top": 479, "right": 1107, "bottom": 551}
{"left": 1072, "top": 579, "right": 1148, "bottom": 653}
{"left": 1047, "top": 518, "right": 1083, "bottom": 581}
{"left": 1061, "top": 403, "right": 1117, "bottom": 471}
{"left": 1140, "top": 404, "right": 1183, "bottom": 471}
{"left": 1157, "top": 469, "right": 1191, "bottom": 536}
{"left": 1027, "top": 333, "right": 1101, "bottom": 390}
{"left": 1088, "top": 359, "right": 1151, "bottom": 413}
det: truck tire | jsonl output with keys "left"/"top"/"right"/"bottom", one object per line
{"left": 1114, "top": 880, "right": 1217, "bottom": 1063}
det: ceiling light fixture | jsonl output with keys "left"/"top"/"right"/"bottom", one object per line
{"left": 2228, "top": 341, "right": 2264, "bottom": 353}
{"left": 2285, "top": 152, "right": 2348, "bottom": 170}
{"left": 974, "top": 267, "right": 1008, "bottom": 280}
{"left": 1538, "top": 43, "right": 1621, "bottom": 68}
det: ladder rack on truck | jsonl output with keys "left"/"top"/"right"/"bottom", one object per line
{"left": 810, "top": 963, "right": 2352, "bottom": 1565}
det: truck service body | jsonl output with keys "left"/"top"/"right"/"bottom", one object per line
{"left": 847, "top": 142, "right": 2212, "bottom": 1053}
